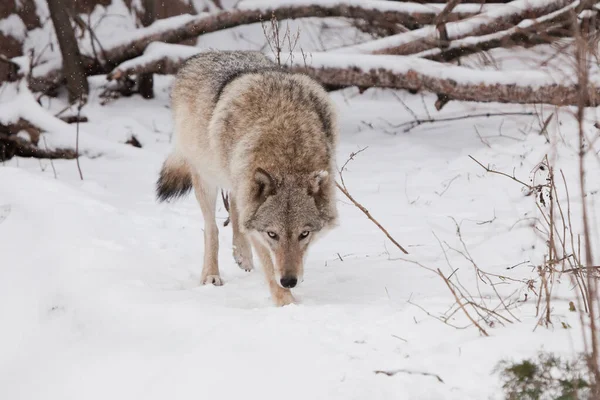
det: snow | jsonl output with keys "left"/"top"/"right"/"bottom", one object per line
{"left": 0, "top": 82, "right": 133, "bottom": 157}
{"left": 445, "top": 0, "right": 570, "bottom": 39}
{"left": 110, "top": 43, "right": 577, "bottom": 89}
{"left": 99, "top": 13, "right": 199, "bottom": 52}
{"left": 579, "top": 9, "right": 596, "bottom": 19}
{"left": 0, "top": 14, "right": 27, "bottom": 41}
{"left": 111, "top": 42, "right": 203, "bottom": 77}
{"left": 2, "top": 3, "right": 600, "bottom": 400}
{"left": 237, "top": 0, "right": 499, "bottom": 14}
{"left": 415, "top": 1, "right": 581, "bottom": 59}
{"left": 288, "top": 51, "right": 576, "bottom": 87}
{"left": 2, "top": 69, "right": 599, "bottom": 399}
{"left": 333, "top": 26, "right": 434, "bottom": 54}
{"left": 334, "top": 0, "right": 571, "bottom": 54}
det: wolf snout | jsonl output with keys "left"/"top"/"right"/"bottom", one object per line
{"left": 280, "top": 276, "right": 298, "bottom": 288}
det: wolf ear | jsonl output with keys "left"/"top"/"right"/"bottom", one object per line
{"left": 308, "top": 170, "right": 329, "bottom": 196}
{"left": 253, "top": 167, "right": 276, "bottom": 201}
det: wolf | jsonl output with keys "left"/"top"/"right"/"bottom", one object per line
{"left": 156, "top": 50, "right": 339, "bottom": 306}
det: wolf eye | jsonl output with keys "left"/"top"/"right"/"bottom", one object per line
{"left": 299, "top": 231, "right": 310, "bottom": 240}
{"left": 267, "top": 231, "right": 279, "bottom": 240}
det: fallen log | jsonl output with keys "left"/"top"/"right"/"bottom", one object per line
{"left": 107, "top": 45, "right": 599, "bottom": 107}
{"left": 287, "top": 52, "right": 593, "bottom": 107}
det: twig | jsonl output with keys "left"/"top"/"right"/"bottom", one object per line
{"left": 392, "top": 112, "right": 535, "bottom": 133}
{"left": 75, "top": 100, "right": 84, "bottom": 180}
{"left": 42, "top": 136, "right": 57, "bottom": 179}
{"left": 407, "top": 297, "right": 469, "bottom": 329}
{"left": 563, "top": 266, "right": 600, "bottom": 273}
{"left": 375, "top": 368, "right": 444, "bottom": 383}
{"left": 336, "top": 181, "right": 409, "bottom": 254}
{"left": 339, "top": 146, "right": 368, "bottom": 175}
{"left": 336, "top": 148, "right": 408, "bottom": 254}
{"left": 469, "top": 155, "right": 538, "bottom": 190}
{"left": 437, "top": 268, "right": 489, "bottom": 336}
{"left": 391, "top": 334, "right": 408, "bottom": 342}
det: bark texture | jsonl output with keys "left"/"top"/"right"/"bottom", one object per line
{"left": 138, "top": 0, "right": 157, "bottom": 99}
{"left": 107, "top": 45, "right": 600, "bottom": 107}
{"left": 288, "top": 63, "right": 599, "bottom": 107}
{"left": 47, "top": 0, "right": 89, "bottom": 102}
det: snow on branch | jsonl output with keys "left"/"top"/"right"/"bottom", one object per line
{"left": 107, "top": 44, "right": 600, "bottom": 107}
{"left": 0, "top": 82, "right": 127, "bottom": 158}
{"left": 418, "top": 1, "right": 584, "bottom": 62}
{"left": 236, "top": 0, "right": 499, "bottom": 15}
{"left": 335, "top": 0, "right": 573, "bottom": 55}
{"left": 286, "top": 52, "right": 596, "bottom": 107}
{"left": 99, "top": 0, "right": 471, "bottom": 67}
{"left": 107, "top": 43, "right": 202, "bottom": 80}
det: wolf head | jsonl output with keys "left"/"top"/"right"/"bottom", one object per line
{"left": 245, "top": 168, "right": 337, "bottom": 288}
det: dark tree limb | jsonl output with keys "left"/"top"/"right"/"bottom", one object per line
{"left": 0, "top": 132, "right": 76, "bottom": 161}
{"left": 138, "top": 0, "right": 157, "bottom": 99}
{"left": 47, "top": 0, "right": 89, "bottom": 102}
{"left": 0, "top": 119, "right": 41, "bottom": 145}
{"left": 0, "top": 56, "right": 21, "bottom": 82}
{"left": 434, "top": 0, "right": 462, "bottom": 43}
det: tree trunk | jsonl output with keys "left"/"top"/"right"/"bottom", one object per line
{"left": 47, "top": 0, "right": 89, "bottom": 103}
{"left": 138, "top": 0, "right": 156, "bottom": 99}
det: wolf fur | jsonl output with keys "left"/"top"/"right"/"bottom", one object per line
{"left": 157, "top": 51, "right": 339, "bottom": 306}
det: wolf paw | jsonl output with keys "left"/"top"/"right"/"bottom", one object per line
{"left": 202, "top": 275, "right": 223, "bottom": 286}
{"left": 273, "top": 290, "right": 296, "bottom": 307}
{"left": 233, "top": 246, "right": 253, "bottom": 272}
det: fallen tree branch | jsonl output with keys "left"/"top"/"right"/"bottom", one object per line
{"left": 107, "top": 42, "right": 200, "bottom": 80}
{"left": 337, "top": 0, "right": 573, "bottom": 55}
{"left": 0, "top": 119, "right": 41, "bottom": 144}
{"left": 434, "top": 0, "right": 462, "bottom": 43}
{"left": 0, "top": 132, "right": 76, "bottom": 161}
{"left": 108, "top": 47, "right": 600, "bottom": 107}
{"left": 287, "top": 52, "right": 598, "bottom": 107}
{"left": 29, "top": 0, "right": 482, "bottom": 91}
{"left": 419, "top": 1, "right": 589, "bottom": 62}
{"left": 390, "top": 111, "right": 535, "bottom": 133}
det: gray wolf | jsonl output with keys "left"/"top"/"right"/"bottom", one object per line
{"left": 156, "top": 50, "right": 339, "bottom": 306}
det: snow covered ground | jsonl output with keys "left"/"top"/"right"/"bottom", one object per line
{"left": 2, "top": 4, "right": 600, "bottom": 399}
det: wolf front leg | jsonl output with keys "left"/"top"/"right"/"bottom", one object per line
{"left": 191, "top": 172, "right": 222, "bottom": 286}
{"left": 251, "top": 238, "right": 295, "bottom": 306}
{"left": 229, "top": 194, "right": 254, "bottom": 272}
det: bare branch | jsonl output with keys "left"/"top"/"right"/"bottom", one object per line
{"left": 375, "top": 368, "right": 445, "bottom": 383}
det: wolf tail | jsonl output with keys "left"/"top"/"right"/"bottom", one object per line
{"left": 156, "top": 153, "right": 193, "bottom": 202}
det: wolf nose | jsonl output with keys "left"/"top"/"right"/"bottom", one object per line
{"left": 280, "top": 276, "right": 297, "bottom": 288}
